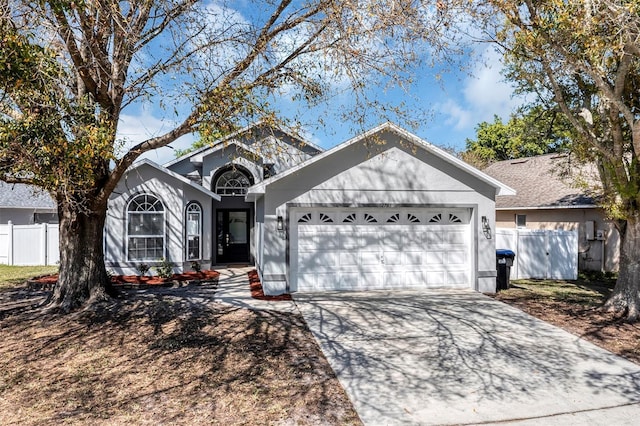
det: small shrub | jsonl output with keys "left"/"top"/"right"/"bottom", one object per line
{"left": 191, "top": 261, "right": 202, "bottom": 273}
{"left": 136, "top": 263, "right": 150, "bottom": 276}
{"left": 154, "top": 258, "right": 175, "bottom": 279}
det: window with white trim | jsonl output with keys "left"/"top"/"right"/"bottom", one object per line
{"left": 186, "top": 202, "right": 202, "bottom": 260}
{"left": 127, "top": 194, "right": 165, "bottom": 261}
{"left": 215, "top": 169, "right": 251, "bottom": 196}
{"left": 516, "top": 214, "right": 527, "bottom": 228}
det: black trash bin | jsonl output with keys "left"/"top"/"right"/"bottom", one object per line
{"left": 496, "top": 249, "right": 516, "bottom": 291}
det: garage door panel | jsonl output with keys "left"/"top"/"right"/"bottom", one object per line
{"left": 381, "top": 232, "right": 404, "bottom": 249}
{"left": 425, "top": 251, "right": 445, "bottom": 265}
{"left": 425, "top": 232, "right": 443, "bottom": 245}
{"left": 405, "top": 271, "right": 425, "bottom": 286}
{"left": 315, "top": 234, "right": 341, "bottom": 250}
{"left": 361, "top": 251, "right": 381, "bottom": 265}
{"left": 447, "top": 251, "right": 467, "bottom": 265}
{"left": 426, "top": 271, "right": 445, "bottom": 286}
{"left": 340, "top": 234, "right": 361, "bottom": 249}
{"left": 339, "top": 251, "right": 359, "bottom": 266}
{"left": 448, "top": 271, "right": 468, "bottom": 286}
{"left": 404, "top": 252, "right": 422, "bottom": 265}
{"left": 339, "top": 273, "right": 360, "bottom": 289}
{"left": 299, "top": 251, "right": 338, "bottom": 269}
{"left": 383, "top": 251, "right": 403, "bottom": 265}
{"left": 360, "top": 232, "right": 380, "bottom": 247}
{"left": 446, "top": 230, "right": 466, "bottom": 245}
{"left": 383, "top": 271, "right": 405, "bottom": 288}
{"left": 362, "top": 271, "right": 383, "bottom": 289}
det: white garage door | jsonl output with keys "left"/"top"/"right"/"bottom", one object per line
{"left": 291, "top": 208, "right": 472, "bottom": 292}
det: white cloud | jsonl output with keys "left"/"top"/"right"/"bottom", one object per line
{"left": 437, "top": 47, "right": 525, "bottom": 132}
{"left": 440, "top": 99, "right": 474, "bottom": 131}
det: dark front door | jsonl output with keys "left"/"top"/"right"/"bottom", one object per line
{"left": 217, "top": 209, "right": 250, "bottom": 263}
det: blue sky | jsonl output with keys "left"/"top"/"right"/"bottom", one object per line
{"left": 117, "top": 4, "right": 524, "bottom": 165}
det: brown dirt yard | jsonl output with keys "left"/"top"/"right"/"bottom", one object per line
{"left": 3, "top": 267, "right": 640, "bottom": 425}
{"left": 493, "top": 275, "right": 640, "bottom": 365}
{"left": 0, "top": 268, "right": 361, "bottom": 426}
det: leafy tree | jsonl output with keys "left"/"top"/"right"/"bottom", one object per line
{"left": 463, "top": 106, "right": 572, "bottom": 167}
{"left": 0, "top": 0, "right": 467, "bottom": 312}
{"left": 487, "top": 0, "right": 640, "bottom": 320}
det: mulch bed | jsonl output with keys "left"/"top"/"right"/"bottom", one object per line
{"left": 28, "top": 270, "right": 220, "bottom": 290}
{"left": 248, "top": 270, "right": 292, "bottom": 301}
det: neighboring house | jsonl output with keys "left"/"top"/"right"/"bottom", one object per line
{"left": 0, "top": 182, "right": 59, "bottom": 266}
{"left": 0, "top": 182, "right": 58, "bottom": 225}
{"left": 105, "top": 122, "right": 513, "bottom": 295}
{"left": 483, "top": 153, "right": 619, "bottom": 272}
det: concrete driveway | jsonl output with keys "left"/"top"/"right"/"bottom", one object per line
{"left": 294, "top": 290, "right": 640, "bottom": 425}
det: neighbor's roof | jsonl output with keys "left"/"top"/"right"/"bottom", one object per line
{"left": 247, "top": 122, "right": 515, "bottom": 199}
{"left": 0, "top": 181, "right": 56, "bottom": 209}
{"left": 483, "top": 153, "right": 598, "bottom": 210}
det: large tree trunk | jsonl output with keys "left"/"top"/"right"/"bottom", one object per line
{"left": 605, "top": 213, "right": 640, "bottom": 322}
{"left": 48, "top": 198, "right": 113, "bottom": 312}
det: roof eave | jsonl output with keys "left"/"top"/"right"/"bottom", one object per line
{"left": 496, "top": 204, "right": 599, "bottom": 210}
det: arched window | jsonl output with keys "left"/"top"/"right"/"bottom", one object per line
{"left": 186, "top": 202, "right": 202, "bottom": 260}
{"left": 127, "top": 194, "right": 165, "bottom": 261}
{"left": 215, "top": 169, "right": 251, "bottom": 196}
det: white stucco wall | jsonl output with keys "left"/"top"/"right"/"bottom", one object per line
{"left": 105, "top": 163, "right": 214, "bottom": 275}
{"left": 255, "top": 133, "right": 499, "bottom": 295}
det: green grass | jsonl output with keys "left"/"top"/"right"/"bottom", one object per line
{"left": 507, "top": 277, "right": 615, "bottom": 307}
{"left": 0, "top": 265, "right": 58, "bottom": 290}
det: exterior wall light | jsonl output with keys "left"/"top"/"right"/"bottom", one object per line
{"left": 482, "top": 215, "right": 492, "bottom": 239}
{"left": 277, "top": 215, "right": 284, "bottom": 231}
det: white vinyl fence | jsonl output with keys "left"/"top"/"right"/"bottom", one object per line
{"left": 496, "top": 228, "right": 578, "bottom": 280}
{"left": 0, "top": 222, "right": 60, "bottom": 266}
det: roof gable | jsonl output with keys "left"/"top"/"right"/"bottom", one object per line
{"left": 483, "top": 154, "right": 598, "bottom": 209}
{"left": 126, "top": 159, "right": 221, "bottom": 201}
{"left": 247, "top": 122, "right": 515, "bottom": 199}
{"left": 163, "top": 122, "right": 322, "bottom": 168}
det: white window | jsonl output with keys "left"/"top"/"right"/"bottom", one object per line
{"left": 215, "top": 169, "right": 251, "bottom": 196}
{"left": 186, "top": 202, "right": 202, "bottom": 260}
{"left": 516, "top": 214, "right": 527, "bottom": 228}
{"left": 127, "top": 194, "right": 165, "bottom": 261}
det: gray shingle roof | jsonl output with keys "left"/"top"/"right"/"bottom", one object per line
{"left": 483, "top": 154, "right": 597, "bottom": 209}
{"left": 0, "top": 182, "right": 56, "bottom": 209}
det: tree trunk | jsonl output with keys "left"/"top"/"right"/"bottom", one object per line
{"left": 48, "top": 198, "right": 113, "bottom": 312}
{"left": 605, "top": 213, "right": 640, "bottom": 322}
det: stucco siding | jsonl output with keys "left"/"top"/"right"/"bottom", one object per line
{"left": 105, "top": 164, "right": 189, "bottom": 275}
{"left": 258, "top": 140, "right": 498, "bottom": 294}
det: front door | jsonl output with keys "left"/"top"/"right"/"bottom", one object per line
{"left": 217, "top": 209, "right": 250, "bottom": 263}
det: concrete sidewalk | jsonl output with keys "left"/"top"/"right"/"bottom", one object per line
{"left": 214, "top": 267, "right": 298, "bottom": 313}
{"left": 295, "top": 290, "right": 640, "bottom": 425}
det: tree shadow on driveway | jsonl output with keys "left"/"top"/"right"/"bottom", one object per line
{"left": 295, "top": 290, "right": 640, "bottom": 425}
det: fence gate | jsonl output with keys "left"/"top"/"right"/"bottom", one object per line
{"left": 0, "top": 223, "right": 60, "bottom": 266}
{"left": 495, "top": 228, "right": 578, "bottom": 280}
